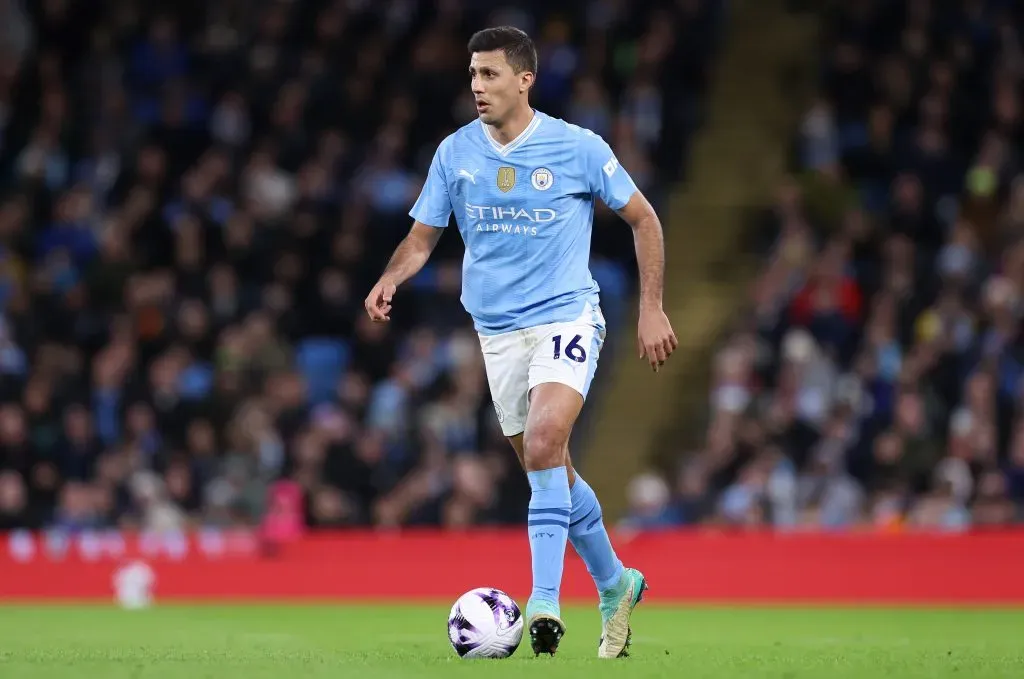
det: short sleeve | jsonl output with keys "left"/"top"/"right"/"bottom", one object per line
{"left": 582, "top": 132, "right": 638, "bottom": 211}
{"left": 409, "top": 141, "right": 453, "bottom": 228}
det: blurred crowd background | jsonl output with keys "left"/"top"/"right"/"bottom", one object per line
{"left": 623, "top": 0, "right": 1024, "bottom": 531}
{"left": 0, "top": 0, "right": 724, "bottom": 533}
{"left": 9, "top": 0, "right": 1015, "bottom": 538}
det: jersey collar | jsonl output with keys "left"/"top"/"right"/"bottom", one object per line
{"left": 480, "top": 111, "right": 542, "bottom": 157}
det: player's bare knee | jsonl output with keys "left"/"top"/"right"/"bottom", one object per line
{"left": 522, "top": 424, "right": 568, "bottom": 471}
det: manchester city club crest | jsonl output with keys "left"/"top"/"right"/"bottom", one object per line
{"left": 497, "top": 166, "right": 516, "bottom": 192}
{"left": 531, "top": 167, "right": 553, "bottom": 191}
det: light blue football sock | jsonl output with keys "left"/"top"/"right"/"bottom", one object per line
{"left": 527, "top": 466, "right": 572, "bottom": 609}
{"left": 569, "top": 475, "right": 625, "bottom": 593}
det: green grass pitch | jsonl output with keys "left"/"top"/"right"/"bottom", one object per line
{"left": 1, "top": 604, "right": 1021, "bottom": 678}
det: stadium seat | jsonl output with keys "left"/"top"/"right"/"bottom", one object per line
{"left": 295, "top": 338, "right": 351, "bottom": 406}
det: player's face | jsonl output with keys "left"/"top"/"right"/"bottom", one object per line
{"left": 469, "top": 51, "right": 532, "bottom": 126}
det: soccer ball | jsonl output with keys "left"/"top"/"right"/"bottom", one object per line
{"left": 447, "top": 587, "right": 524, "bottom": 658}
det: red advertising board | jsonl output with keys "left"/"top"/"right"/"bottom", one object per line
{"left": 1, "top": 529, "right": 1022, "bottom": 604}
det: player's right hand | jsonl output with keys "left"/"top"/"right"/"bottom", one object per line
{"left": 364, "top": 279, "right": 397, "bottom": 322}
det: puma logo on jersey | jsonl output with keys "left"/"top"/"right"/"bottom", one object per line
{"left": 458, "top": 169, "right": 480, "bottom": 184}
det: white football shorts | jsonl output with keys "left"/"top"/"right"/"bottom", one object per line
{"left": 478, "top": 302, "right": 607, "bottom": 437}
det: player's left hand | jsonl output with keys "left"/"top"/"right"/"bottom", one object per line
{"left": 638, "top": 306, "right": 678, "bottom": 373}
{"left": 365, "top": 278, "right": 397, "bottom": 322}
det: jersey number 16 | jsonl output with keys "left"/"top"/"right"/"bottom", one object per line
{"left": 552, "top": 334, "right": 587, "bottom": 363}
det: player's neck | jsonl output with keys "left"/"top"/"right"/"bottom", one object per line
{"left": 486, "top": 106, "right": 535, "bottom": 146}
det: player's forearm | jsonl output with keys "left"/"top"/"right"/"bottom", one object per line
{"left": 380, "top": 233, "right": 434, "bottom": 287}
{"left": 631, "top": 213, "right": 665, "bottom": 310}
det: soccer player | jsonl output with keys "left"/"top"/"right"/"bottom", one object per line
{"left": 364, "top": 26, "right": 677, "bottom": 658}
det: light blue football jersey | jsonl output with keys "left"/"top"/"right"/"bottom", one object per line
{"left": 409, "top": 110, "right": 638, "bottom": 335}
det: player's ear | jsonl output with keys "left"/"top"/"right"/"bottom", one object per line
{"left": 519, "top": 71, "right": 535, "bottom": 94}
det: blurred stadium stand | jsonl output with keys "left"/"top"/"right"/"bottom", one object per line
{"left": 0, "top": 0, "right": 727, "bottom": 532}
{"left": 623, "top": 0, "right": 1024, "bottom": 531}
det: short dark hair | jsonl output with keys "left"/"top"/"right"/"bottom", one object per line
{"left": 467, "top": 26, "right": 538, "bottom": 74}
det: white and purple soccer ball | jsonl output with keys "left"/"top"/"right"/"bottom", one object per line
{"left": 447, "top": 587, "right": 524, "bottom": 658}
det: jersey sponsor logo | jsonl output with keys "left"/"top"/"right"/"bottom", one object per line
{"left": 602, "top": 156, "right": 619, "bottom": 177}
{"left": 497, "top": 166, "right": 516, "bottom": 192}
{"left": 465, "top": 203, "right": 555, "bottom": 237}
{"left": 465, "top": 203, "right": 556, "bottom": 223}
{"left": 531, "top": 167, "right": 553, "bottom": 191}
{"left": 477, "top": 223, "right": 537, "bottom": 236}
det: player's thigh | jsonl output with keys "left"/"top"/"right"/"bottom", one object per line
{"left": 522, "top": 382, "right": 583, "bottom": 465}
{"left": 478, "top": 329, "right": 531, "bottom": 438}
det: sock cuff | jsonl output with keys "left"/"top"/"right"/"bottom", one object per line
{"left": 527, "top": 465, "right": 570, "bottom": 493}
